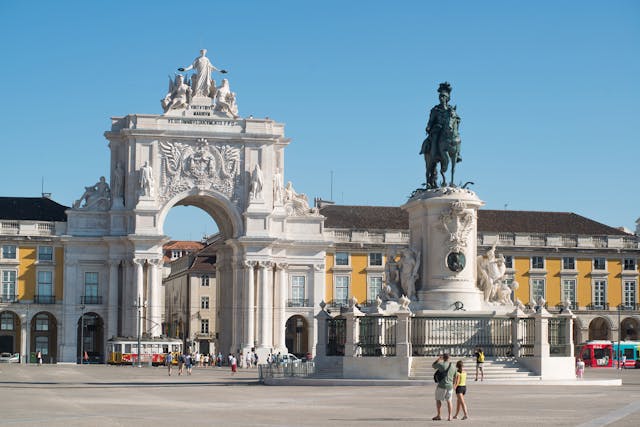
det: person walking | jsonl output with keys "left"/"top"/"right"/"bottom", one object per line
{"left": 620, "top": 353, "right": 627, "bottom": 369}
{"left": 474, "top": 347, "right": 485, "bottom": 381}
{"left": 452, "top": 360, "right": 469, "bottom": 420}
{"left": 185, "top": 353, "right": 193, "bottom": 375}
{"left": 432, "top": 354, "right": 455, "bottom": 421}
{"left": 576, "top": 357, "right": 585, "bottom": 379}
{"left": 178, "top": 353, "right": 185, "bottom": 376}
{"left": 230, "top": 354, "right": 237, "bottom": 375}
{"left": 165, "top": 352, "right": 173, "bottom": 376}
{"left": 36, "top": 351, "right": 43, "bottom": 366}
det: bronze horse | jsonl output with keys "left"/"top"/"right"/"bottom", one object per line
{"left": 422, "top": 106, "right": 461, "bottom": 189}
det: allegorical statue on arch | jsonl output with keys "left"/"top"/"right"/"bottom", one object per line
{"left": 161, "top": 49, "right": 238, "bottom": 118}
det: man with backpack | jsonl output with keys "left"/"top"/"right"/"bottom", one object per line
{"left": 432, "top": 353, "right": 455, "bottom": 421}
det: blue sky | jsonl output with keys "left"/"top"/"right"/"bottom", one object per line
{"left": 1, "top": 1, "right": 638, "bottom": 240}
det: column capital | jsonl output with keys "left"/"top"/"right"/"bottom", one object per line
{"left": 257, "top": 260, "right": 273, "bottom": 269}
{"left": 313, "top": 263, "right": 325, "bottom": 272}
{"left": 274, "top": 262, "right": 288, "bottom": 271}
{"left": 148, "top": 258, "right": 162, "bottom": 267}
{"left": 243, "top": 260, "right": 256, "bottom": 269}
{"left": 107, "top": 260, "right": 121, "bottom": 268}
{"left": 133, "top": 258, "right": 146, "bottom": 267}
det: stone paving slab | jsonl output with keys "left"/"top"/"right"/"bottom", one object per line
{"left": 0, "top": 364, "right": 639, "bottom": 427}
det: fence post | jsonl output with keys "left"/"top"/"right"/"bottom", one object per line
{"left": 343, "top": 298, "right": 363, "bottom": 357}
{"left": 315, "top": 301, "right": 331, "bottom": 358}
{"left": 509, "top": 311, "right": 520, "bottom": 357}
{"left": 395, "top": 309, "right": 411, "bottom": 358}
{"left": 558, "top": 309, "right": 576, "bottom": 358}
{"left": 533, "top": 310, "right": 551, "bottom": 358}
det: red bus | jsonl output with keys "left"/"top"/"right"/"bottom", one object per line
{"left": 577, "top": 340, "right": 613, "bottom": 367}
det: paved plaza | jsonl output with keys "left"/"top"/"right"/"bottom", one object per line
{"left": 1, "top": 364, "right": 640, "bottom": 427}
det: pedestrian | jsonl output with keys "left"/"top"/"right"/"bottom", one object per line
{"left": 36, "top": 351, "right": 43, "bottom": 366}
{"left": 246, "top": 351, "right": 252, "bottom": 368}
{"left": 620, "top": 353, "right": 626, "bottom": 369}
{"left": 474, "top": 347, "right": 485, "bottom": 381}
{"left": 178, "top": 353, "right": 185, "bottom": 376}
{"left": 165, "top": 352, "right": 173, "bottom": 376}
{"left": 230, "top": 354, "right": 237, "bottom": 375}
{"left": 452, "top": 360, "right": 469, "bottom": 420}
{"left": 217, "top": 352, "right": 223, "bottom": 367}
{"left": 576, "top": 357, "right": 585, "bottom": 379}
{"left": 432, "top": 353, "right": 455, "bottom": 421}
{"left": 185, "top": 353, "right": 193, "bottom": 375}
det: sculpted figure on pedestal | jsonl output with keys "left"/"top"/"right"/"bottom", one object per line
{"left": 477, "top": 245, "right": 514, "bottom": 305}
{"left": 161, "top": 74, "right": 192, "bottom": 113}
{"left": 273, "top": 168, "right": 284, "bottom": 204}
{"left": 383, "top": 250, "right": 402, "bottom": 300}
{"left": 249, "top": 163, "right": 264, "bottom": 201}
{"left": 73, "top": 176, "right": 111, "bottom": 210}
{"left": 398, "top": 247, "right": 420, "bottom": 300}
{"left": 419, "top": 82, "right": 462, "bottom": 189}
{"left": 178, "top": 49, "right": 227, "bottom": 98}
{"left": 112, "top": 162, "right": 125, "bottom": 200}
{"left": 214, "top": 79, "right": 239, "bottom": 118}
{"left": 138, "top": 161, "right": 155, "bottom": 197}
{"left": 284, "top": 181, "right": 310, "bottom": 215}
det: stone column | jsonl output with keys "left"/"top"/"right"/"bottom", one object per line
{"left": 257, "top": 261, "right": 273, "bottom": 349}
{"left": 314, "top": 302, "right": 331, "bottom": 360}
{"left": 343, "top": 302, "right": 363, "bottom": 357}
{"left": 533, "top": 311, "right": 551, "bottom": 358}
{"left": 559, "top": 311, "right": 576, "bottom": 358}
{"left": 60, "top": 260, "right": 79, "bottom": 363}
{"left": 395, "top": 309, "right": 411, "bottom": 358}
{"left": 132, "top": 258, "right": 145, "bottom": 337}
{"left": 20, "top": 313, "right": 29, "bottom": 364}
{"left": 147, "top": 259, "right": 162, "bottom": 337}
{"left": 107, "top": 260, "right": 119, "bottom": 340}
{"left": 244, "top": 261, "right": 255, "bottom": 350}
{"left": 275, "top": 263, "right": 287, "bottom": 351}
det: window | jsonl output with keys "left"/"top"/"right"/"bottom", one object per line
{"left": 623, "top": 281, "right": 636, "bottom": 308}
{"left": 562, "top": 279, "right": 576, "bottom": 305}
{"left": 291, "top": 275, "right": 306, "bottom": 302}
{"left": 83, "top": 272, "right": 99, "bottom": 303}
{"left": 170, "top": 250, "right": 183, "bottom": 260}
{"left": 623, "top": 258, "right": 637, "bottom": 271}
{"left": 2, "top": 245, "right": 16, "bottom": 259}
{"left": 201, "top": 275, "right": 210, "bottom": 286}
{"left": 335, "top": 252, "right": 349, "bottom": 266}
{"left": 37, "top": 271, "right": 53, "bottom": 296}
{"left": 369, "top": 253, "right": 383, "bottom": 267}
{"left": 2, "top": 270, "right": 17, "bottom": 301}
{"left": 593, "top": 280, "right": 607, "bottom": 308}
{"left": 200, "top": 319, "right": 209, "bottom": 334}
{"left": 531, "top": 278, "right": 545, "bottom": 303}
{"left": 35, "top": 336, "right": 49, "bottom": 356}
{"left": 562, "top": 257, "right": 575, "bottom": 270}
{"left": 593, "top": 258, "right": 606, "bottom": 270}
{"left": 504, "top": 255, "right": 513, "bottom": 269}
{"left": 35, "top": 314, "right": 49, "bottom": 331}
{"left": 334, "top": 276, "right": 349, "bottom": 304}
{"left": 0, "top": 312, "right": 14, "bottom": 330}
{"left": 531, "top": 256, "right": 544, "bottom": 269}
{"left": 367, "top": 276, "right": 383, "bottom": 302}
{"left": 201, "top": 296, "right": 210, "bottom": 309}
{"left": 38, "top": 246, "right": 53, "bottom": 261}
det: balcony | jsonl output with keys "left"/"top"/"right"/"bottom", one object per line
{"left": 0, "top": 294, "right": 18, "bottom": 303}
{"left": 617, "top": 303, "right": 640, "bottom": 311}
{"left": 34, "top": 295, "right": 55, "bottom": 304}
{"left": 287, "top": 299, "right": 310, "bottom": 307}
{"left": 329, "top": 300, "right": 349, "bottom": 309}
{"left": 586, "top": 303, "right": 610, "bottom": 311}
{"left": 554, "top": 301, "right": 579, "bottom": 311}
{"left": 80, "top": 295, "right": 103, "bottom": 305}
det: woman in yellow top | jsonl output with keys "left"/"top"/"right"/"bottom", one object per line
{"left": 453, "top": 360, "right": 469, "bottom": 420}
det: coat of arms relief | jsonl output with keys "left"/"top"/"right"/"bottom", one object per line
{"left": 159, "top": 138, "right": 242, "bottom": 205}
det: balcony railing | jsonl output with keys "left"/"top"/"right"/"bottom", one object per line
{"left": 80, "top": 295, "right": 103, "bottom": 305}
{"left": 34, "top": 295, "right": 55, "bottom": 304}
{"left": 586, "top": 303, "right": 609, "bottom": 311}
{"left": 287, "top": 299, "right": 310, "bottom": 307}
{"left": 329, "top": 300, "right": 349, "bottom": 309}
{"left": 0, "top": 294, "right": 18, "bottom": 303}
{"left": 617, "top": 303, "right": 640, "bottom": 311}
{"left": 555, "top": 301, "right": 579, "bottom": 311}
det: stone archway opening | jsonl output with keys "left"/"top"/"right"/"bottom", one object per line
{"left": 285, "top": 315, "right": 309, "bottom": 358}
{"left": 588, "top": 317, "right": 611, "bottom": 341}
{"left": 77, "top": 313, "right": 104, "bottom": 364}
{"left": 161, "top": 192, "right": 239, "bottom": 358}
{"left": 620, "top": 317, "right": 639, "bottom": 341}
{"left": 31, "top": 312, "right": 57, "bottom": 363}
{"left": 0, "top": 311, "right": 21, "bottom": 355}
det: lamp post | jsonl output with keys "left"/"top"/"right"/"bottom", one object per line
{"left": 134, "top": 296, "right": 147, "bottom": 368}
{"left": 79, "top": 303, "right": 85, "bottom": 365}
{"left": 618, "top": 280, "right": 624, "bottom": 369}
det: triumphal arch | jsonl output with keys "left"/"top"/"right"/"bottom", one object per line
{"left": 60, "top": 50, "right": 328, "bottom": 363}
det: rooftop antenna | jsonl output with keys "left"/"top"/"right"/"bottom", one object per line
{"left": 330, "top": 170, "right": 334, "bottom": 201}
{"left": 41, "top": 176, "right": 51, "bottom": 199}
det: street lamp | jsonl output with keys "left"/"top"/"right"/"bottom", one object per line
{"left": 133, "top": 296, "right": 147, "bottom": 368}
{"left": 79, "top": 303, "right": 85, "bottom": 365}
{"left": 618, "top": 280, "right": 624, "bottom": 369}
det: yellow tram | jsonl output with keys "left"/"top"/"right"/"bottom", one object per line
{"left": 107, "top": 337, "right": 183, "bottom": 365}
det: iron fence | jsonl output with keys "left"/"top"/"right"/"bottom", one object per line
{"left": 410, "top": 317, "right": 514, "bottom": 357}
{"left": 548, "top": 317, "right": 570, "bottom": 356}
{"left": 326, "top": 317, "right": 346, "bottom": 356}
{"left": 518, "top": 318, "right": 535, "bottom": 357}
{"left": 357, "top": 316, "right": 397, "bottom": 357}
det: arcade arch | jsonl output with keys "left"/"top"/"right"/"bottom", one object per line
{"left": 285, "top": 315, "right": 310, "bottom": 358}
{"left": 77, "top": 313, "right": 104, "bottom": 363}
{"left": 588, "top": 317, "right": 612, "bottom": 341}
{"left": 31, "top": 312, "right": 57, "bottom": 363}
{"left": 620, "top": 317, "right": 639, "bottom": 341}
{"left": 0, "top": 311, "right": 20, "bottom": 354}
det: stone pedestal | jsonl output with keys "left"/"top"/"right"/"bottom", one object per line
{"left": 402, "top": 187, "right": 484, "bottom": 311}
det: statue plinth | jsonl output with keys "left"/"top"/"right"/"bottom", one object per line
{"left": 402, "top": 187, "right": 484, "bottom": 311}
